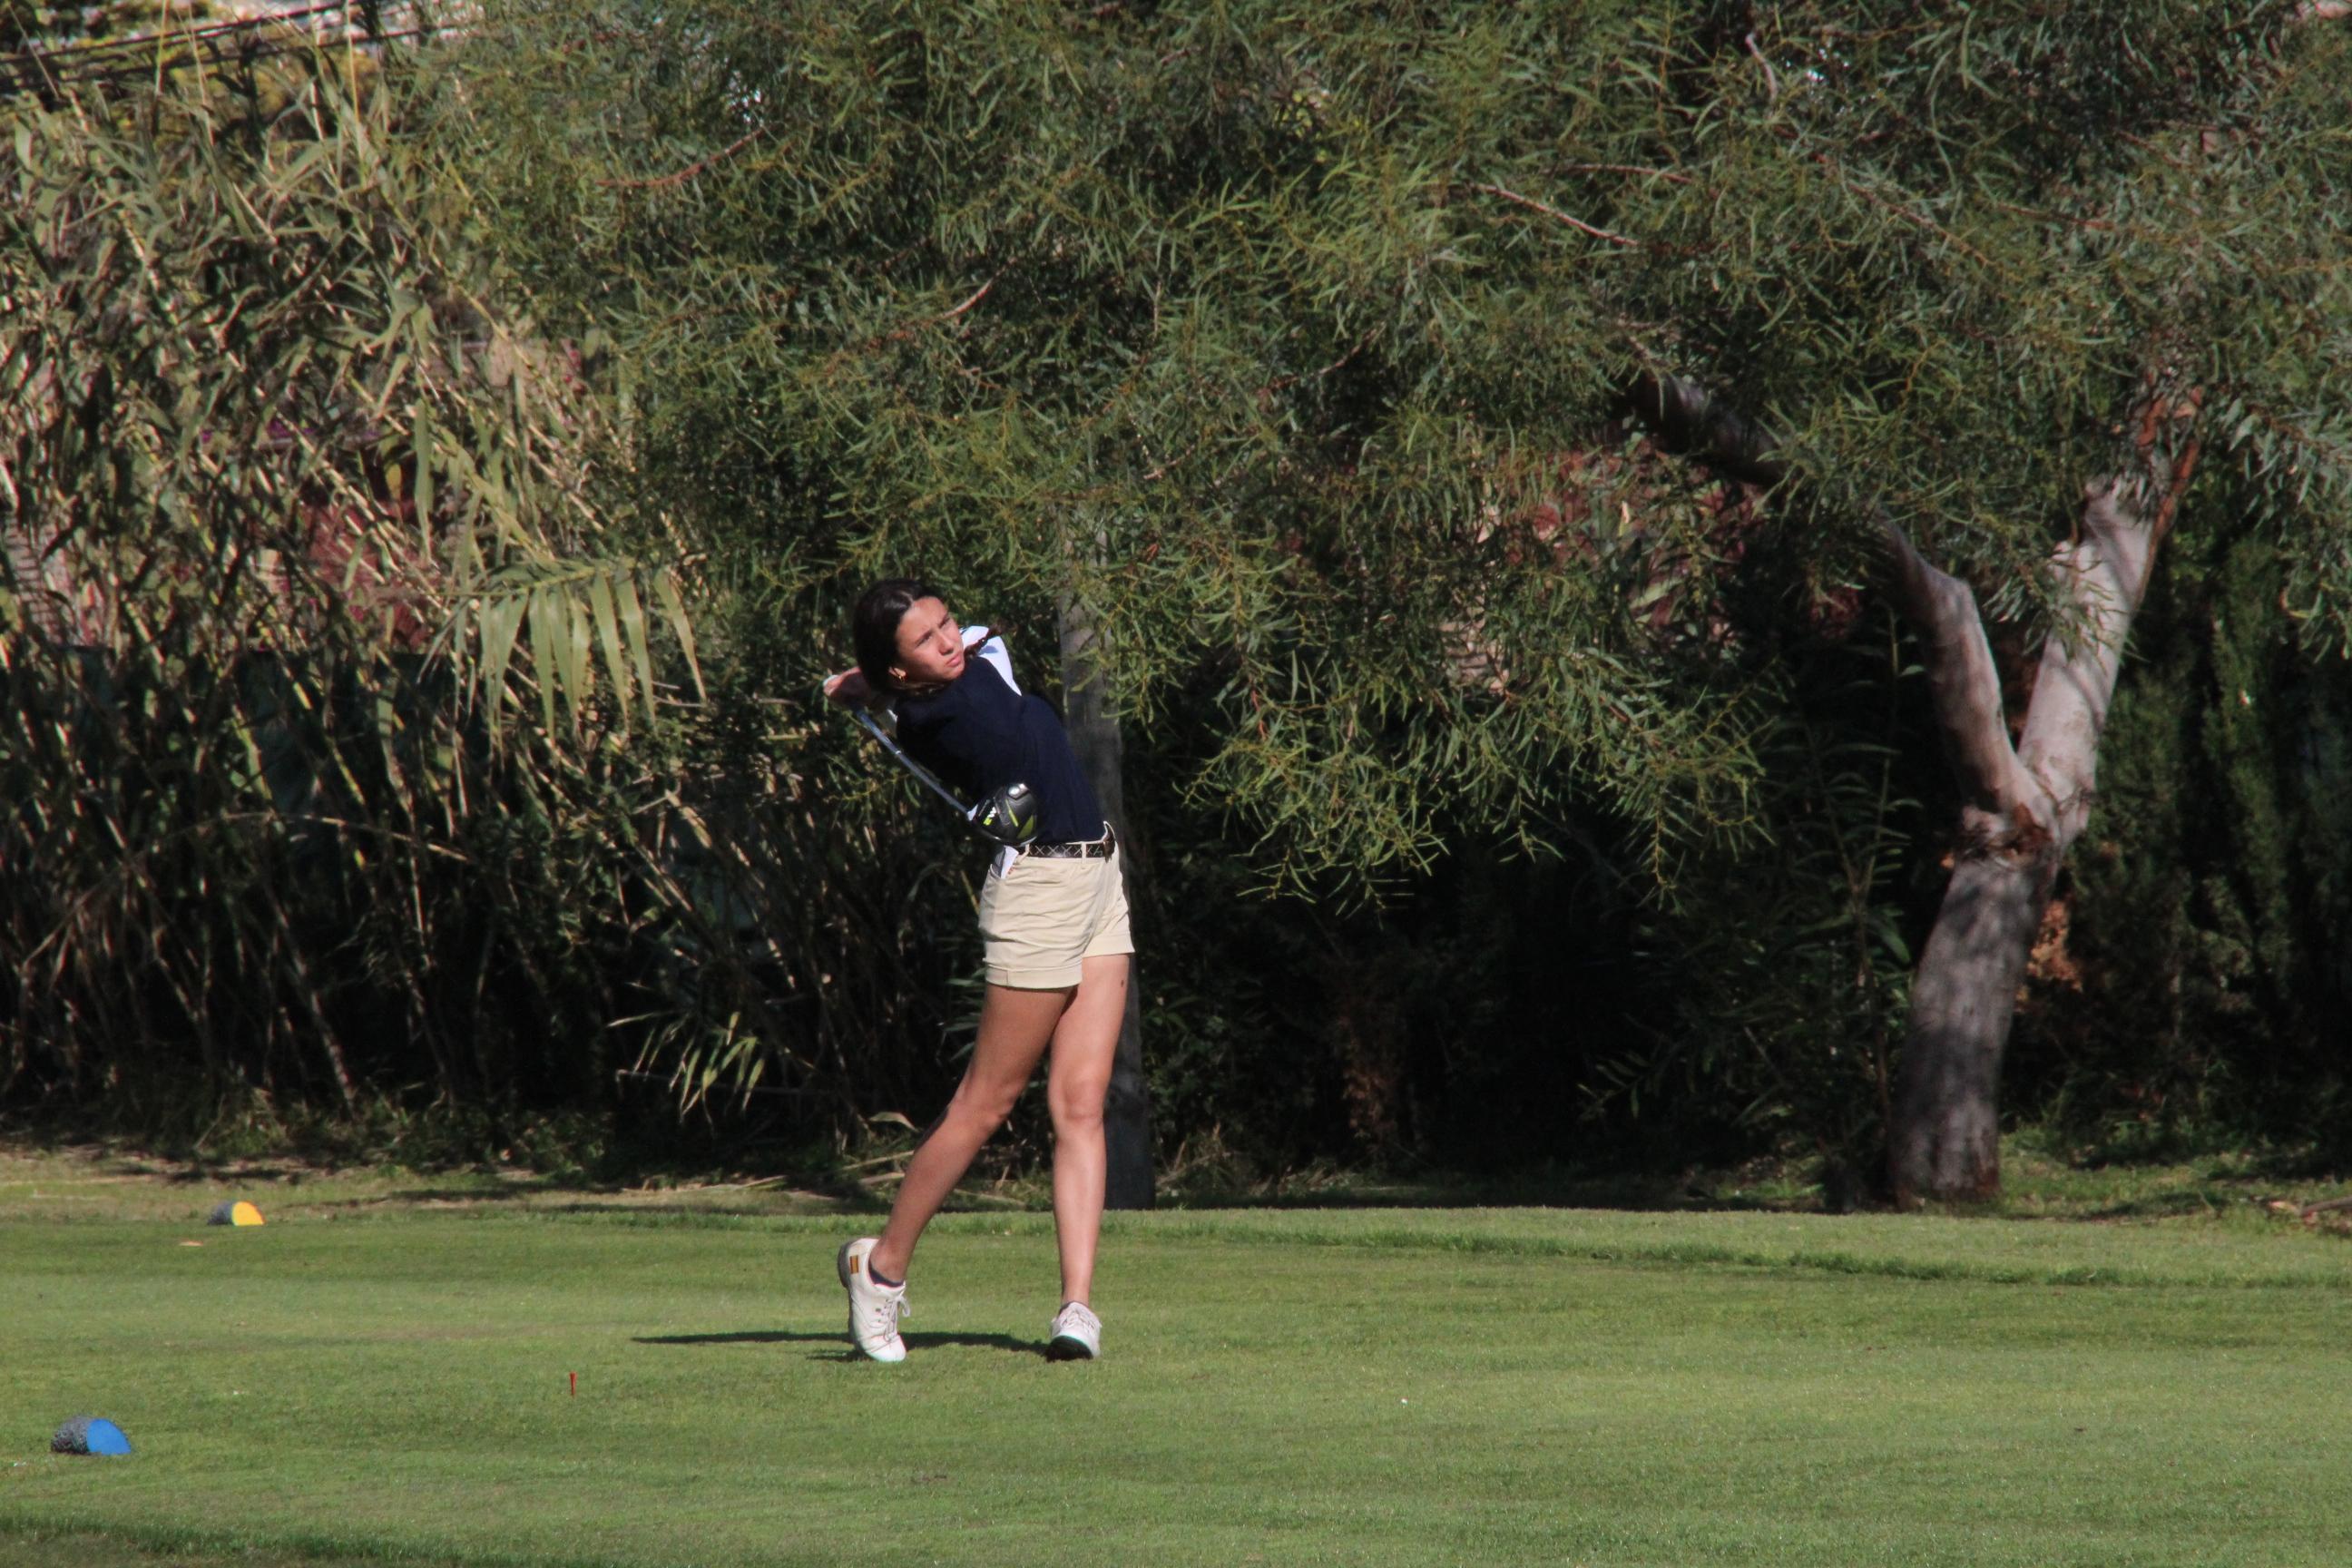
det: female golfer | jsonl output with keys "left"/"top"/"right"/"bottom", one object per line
{"left": 821, "top": 578, "right": 1132, "bottom": 1363}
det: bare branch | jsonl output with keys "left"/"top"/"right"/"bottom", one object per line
{"left": 1743, "top": 32, "right": 1779, "bottom": 101}
{"left": 1562, "top": 163, "right": 1696, "bottom": 186}
{"left": 2015, "top": 402, "right": 2205, "bottom": 834}
{"left": 938, "top": 270, "right": 1002, "bottom": 322}
{"left": 1879, "top": 509, "right": 2044, "bottom": 820}
{"left": 1626, "top": 374, "right": 2039, "bottom": 817}
{"left": 1626, "top": 374, "right": 1786, "bottom": 484}
{"left": 599, "top": 129, "right": 764, "bottom": 192}
{"left": 1469, "top": 182, "right": 1640, "bottom": 250}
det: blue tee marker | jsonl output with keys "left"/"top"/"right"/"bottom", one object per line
{"left": 51, "top": 1416, "right": 132, "bottom": 1456}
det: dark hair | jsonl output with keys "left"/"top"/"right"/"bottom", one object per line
{"left": 852, "top": 577, "right": 944, "bottom": 693}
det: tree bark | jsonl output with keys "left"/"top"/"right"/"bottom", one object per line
{"left": 1887, "top": 460, "right": 2190, "bottom": 1202}
{"left": 1058, "top": 595, "right": 1155, "bottom": 1210}
{"left": 1889, "top": 840, "right": 2060, "bottom": 1200}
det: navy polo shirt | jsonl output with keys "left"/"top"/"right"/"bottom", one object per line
{"left": 895, "top": 646, "right": 1105, "bottom": 845}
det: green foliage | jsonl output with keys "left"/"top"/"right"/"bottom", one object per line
{"left": 2, "top": 41, "right": 691, "bottom": 721}
{"left": 1615, "top": 5, "right": 2352, "bottom": 655}
{"left": 0, "top": 47, "right": 708, "bottom": 1135}
{"left": 432, "top": 5, "right": 2347, "bottom": 893}
{"left": 1600, "top": 626, "right": 1925, "bottom": 1173}
{"left": 426, "top": 0, "right": 1781, "bottom": 899}
{"left": 6, "top": 2, "right": 2351, "bottom": 1175}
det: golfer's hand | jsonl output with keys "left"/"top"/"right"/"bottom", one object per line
{"left": 823, "top": 670, "right": 872, "bottom": 708}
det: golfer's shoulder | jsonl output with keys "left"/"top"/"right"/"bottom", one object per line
{"left": 965, "top": 624, "right": 1020, "bottom": 692}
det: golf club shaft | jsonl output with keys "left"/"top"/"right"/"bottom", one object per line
{"left": 852, "top": 709, "right": 974, "bottom": 819}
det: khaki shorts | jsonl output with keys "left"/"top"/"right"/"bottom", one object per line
{"left": 977, "top": 844, "right": 1133, "bottom": 989}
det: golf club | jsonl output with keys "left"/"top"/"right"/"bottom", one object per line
{"left": 848, "top": 706, "right": 1040, "bottom": 849}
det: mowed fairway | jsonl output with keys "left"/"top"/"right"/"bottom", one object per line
{"left": 4, "top": 1195, "right": 2350, "bottom": 1567}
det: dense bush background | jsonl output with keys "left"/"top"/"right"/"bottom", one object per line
{"left": 5, "top": 3, "right": 2348, "bottom": 1190}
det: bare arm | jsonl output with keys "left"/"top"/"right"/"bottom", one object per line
{"left": 823, "top": 669, "right": 887, "bottom": 710}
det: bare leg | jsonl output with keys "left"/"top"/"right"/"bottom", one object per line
{"left": 1046, "top": 953, "right": 1130, "bottom": 1306}
{"left": 869, "top": 982, "right": 1071, "bottom": 1282}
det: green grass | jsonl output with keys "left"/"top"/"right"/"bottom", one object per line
{"left": 5, "top": 1148, "right": 2351, "bottom": 1566}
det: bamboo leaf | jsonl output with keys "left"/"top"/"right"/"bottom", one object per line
{"left": 587, "top": 569, "right": 632, "bottom": 729}
{"left": 559, "top": 585, "right": 592, "bottom": 730}
{"left": 616, "top": 573, "right": 658, "bottom": 717}
{"left": 479, "top": 591, "right": 525, "bottom": 719}
{"left": 527, "top": 586, "right": 561, "bottom": 735}
{"left": 651, "top": 569, "right": 703, "bottom": 701}
{"left": 410, "top": 406, "right": 436, "bottom": 540}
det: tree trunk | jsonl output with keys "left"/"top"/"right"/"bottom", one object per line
{"left": 1058, "top": 596, "right": 1155, "bottom": 1210}
{"left": 1887, "top": 441, "right": 2197, "bottom": 1202}
{"left": 1629, "top": 371, "right": 2202, "bottom": 1204}
{"left": 1889, "top": 842, "right": 2059, "bottom": 1200}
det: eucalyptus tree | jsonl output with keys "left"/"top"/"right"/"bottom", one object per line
{"left": 1601, "top": 5, "right": 2352, "bottom": 1199}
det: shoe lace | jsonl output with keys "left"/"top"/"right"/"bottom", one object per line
{"left": 857, "top": 1284, "right": 909, "bottom": 1338}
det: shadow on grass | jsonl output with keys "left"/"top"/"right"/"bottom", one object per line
{"left": 2082, "top": 1191, "right": 2234, "bottom": 1220}
{"left": 304, "top": 1186, "right": 876, "bottom": 1217}
{"left": 379, "top": 1182, "right": 578, "bottom": 1203}
{"left": 633, "top": 1328, "right": 1039, "bottom": 1357}
{"left": 2230, "top": 1144, "right": 2352, "bottom": 1183}
{"left": 2043, "top": 1128, "right": 2348, "bottom": 1183}
{"left": 1162, "top": 1181, "right": 1797, "bottom": 1214}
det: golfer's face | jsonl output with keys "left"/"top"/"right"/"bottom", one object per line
{"left": 894, "top": 597, "right": 965, "bottom": 686}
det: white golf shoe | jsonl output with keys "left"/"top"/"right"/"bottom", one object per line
{"left": 1046, "top": 1300, "right": 1101, "bottom": 1361}
{"left": 836, "top": 1238, "right": 908, "bottom": 1363}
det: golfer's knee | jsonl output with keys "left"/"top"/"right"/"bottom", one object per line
{"left": 949, "top": 1082, "right": 1019, "bottom": 1134}
{"left": 1049, "top": 1081, "right": 1107, "bottom": 1135}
